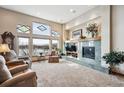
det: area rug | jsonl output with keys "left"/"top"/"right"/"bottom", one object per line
{"left": 32, "top": 59, "right": 124, "bottom": 87}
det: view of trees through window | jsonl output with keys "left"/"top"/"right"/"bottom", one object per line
{"left": 18, "top": 37, "right": 29, "bottom": 56}
{"left": 52, "top": 40, "right": 59, "bottom": 50}
{"left": 32, "top": 39, "right": 49, "bottom": 56}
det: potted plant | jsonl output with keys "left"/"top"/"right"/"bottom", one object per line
{"left": 102, "top": 51, "right": 124, "bottom": 74}
{"left": 55, "top": 48, "right": 63, "bottom": 58}
{"left": 86, "top": 23, "right": 98, "bottom": 38}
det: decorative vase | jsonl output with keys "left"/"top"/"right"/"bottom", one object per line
{"left": 91, "top": 33, "right": 95, "bottom": 38}
{"left": 91, "top": 32, "right": 98, "bottom": 38}
{"left": 109, "top": 64, "right": 114, "bottom": 74}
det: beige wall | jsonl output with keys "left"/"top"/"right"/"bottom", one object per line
{"left": 110, "top": 5, "right": 124, "bottom": 72}
{"left": 64, "top": 5, "right": 124, "bottom": 56}
{"left": 68, "top": 17, "right": 102, "bottom": 40}
{"left": 112, "top": 6, "right": 124, "bottom": 51}
{"left": 64, "top": 6, "right": 111, "bottom": 68}
{"left": 111, "top": 5, "right": 124, "bottom": 71}
{"left": 0, "top": 7, "right": 63, "bottom": 54}
{"left": 0, "top": 8, "right": 62, "bottom": 34}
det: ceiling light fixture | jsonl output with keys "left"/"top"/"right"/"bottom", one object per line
{"left": 70, "top": 9, "right": 76, "bottom": 13}
{"left": 57, "top": 19, "right": 63, "bottom": 23}
{"left": 37, "top": 12, "right": 41, "bottom": 16}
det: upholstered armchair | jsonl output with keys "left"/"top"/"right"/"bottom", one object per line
{"left": 5, "top": 50, "right": 32, "bottom": 68}
{"left": 0, "top": 55, "right": 37, "bottom": 87}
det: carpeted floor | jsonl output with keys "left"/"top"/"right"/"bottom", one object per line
{"left": 32, "top": 59, "right": 124, "bottom": 87}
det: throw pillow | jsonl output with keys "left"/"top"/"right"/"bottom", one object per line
{"left": 0, "top": 55, "right": 12, "bottom": 84}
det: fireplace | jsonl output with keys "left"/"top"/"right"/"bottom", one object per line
{"left": 82, "top": 47, "right": 95, "bottom": 59}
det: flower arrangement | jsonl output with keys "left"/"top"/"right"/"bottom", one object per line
{"left": 86, "top": 23, "right": 98, "bottom": 38}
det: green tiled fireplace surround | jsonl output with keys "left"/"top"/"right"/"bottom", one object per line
{"left": 63, "top": 40, "right": 109, "bottom": 73}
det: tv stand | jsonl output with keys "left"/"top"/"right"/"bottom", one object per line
{"left": 66, "top": 51, "right": 78, "bottom": 58}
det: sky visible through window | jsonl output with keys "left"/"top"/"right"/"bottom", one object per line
{"left": 17, "top": 24, "right": 30, "bottom": 33}
{"left": 32, "top": 22, "right": 51, "bottom": 35}
{"left": 19, "top": 37, "right": 29, "bottom": 45}
{"left": 33, "top": 38, "right": 49, "bottom": 45}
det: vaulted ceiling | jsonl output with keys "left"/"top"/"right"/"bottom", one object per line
{"left": 0, "top": 5, "right": 96, "bottom": 24}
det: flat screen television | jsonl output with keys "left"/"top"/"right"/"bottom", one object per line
{"left": 65, "top": 43, "right": 77, "bottom": 52}
{"left": 65, "top": 46, "right": 71, "bottom": 51}
{"left": 71, "top": 45, "right": 77, "bottom": 52}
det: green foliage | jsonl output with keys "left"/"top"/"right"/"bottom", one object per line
{"left": 55, "top": 48, "right": 62, "bottom": 53}
{"left": 102, "top": 51, "right": 124, "bottom": 66}
{"left": 86, "top": 23, "right": 98, "bottom": 37}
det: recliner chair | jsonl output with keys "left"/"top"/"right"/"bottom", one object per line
{"left": 5, "top": 50, "right": 32, "bottom": 68}
{"left": 0, "top": 55, "right": 37, "bottom": 87}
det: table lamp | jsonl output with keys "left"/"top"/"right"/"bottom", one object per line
{"left": 0, "top": 44, "right": 10, "bottom": 56}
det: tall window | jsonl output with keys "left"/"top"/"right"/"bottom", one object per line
{"left": 18, "top": 37, "right": 29, "bottom": 56}
{"left": 32, "top": 39, "right": 49, "bottom": 56}
{"left": 52, "top": 40, "right": 59, "bottom": 49}
{"left": 52, "top": 31, "right": 60, "bottom": 37}
{"left": 32, "top": 22, "right": 51, "bottom": 36}
{"left": 16, "top": 22, "right": 60, "bottom": 57}
{"left": 17, "top": 24, "right": 30, "bottom": 33}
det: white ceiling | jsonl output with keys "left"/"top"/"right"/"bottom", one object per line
{"left": 0, "top": 5, "right": 96, "bottom": 24}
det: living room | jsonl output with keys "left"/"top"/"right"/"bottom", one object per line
{"left": 1, "top": 5, "right": 124, "bottom": 88}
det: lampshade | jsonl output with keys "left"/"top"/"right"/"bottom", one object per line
{"left": 0, "top": 44, "right": 10, "bottom": 53}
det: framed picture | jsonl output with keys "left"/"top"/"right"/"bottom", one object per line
{"left": 72, "top": 29, "right": 82, "bottom": 39}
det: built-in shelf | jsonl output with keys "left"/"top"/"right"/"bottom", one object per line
{"left": 66, "top": 37, "right": 101, "bottom": 43}
{"left": 79, "top": 37, "right": 101, "bottom": 42}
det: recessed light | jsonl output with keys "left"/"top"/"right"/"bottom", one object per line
{"left": 37, "top": 12, "right": 41, "bottom": 16}
{"left": 57, "top": 19, "right": 63, "bottom": 23}
{"left": 70, "top": 9, "right": 76, "bottom": 13}
{"left": 87, "top": 5, "right": 91, "bottom": 7}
